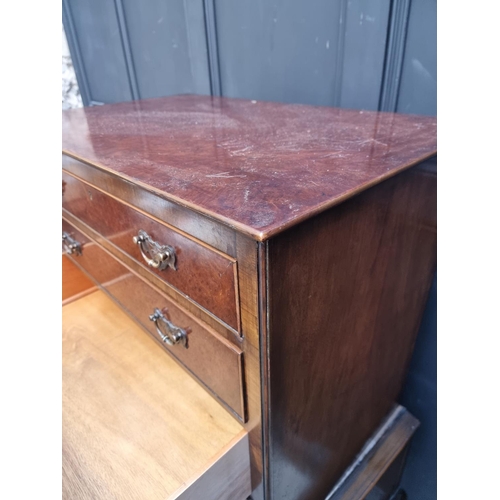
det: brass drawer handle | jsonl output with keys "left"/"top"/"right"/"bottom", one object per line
{"left": 62, "top": 231, "right": 82, "bottom": 256}
{"left": 133, "top": 230, "right": 176, "bottom": 271}
{"left": 149, "top": 308, "right": 187, "bottom": 347}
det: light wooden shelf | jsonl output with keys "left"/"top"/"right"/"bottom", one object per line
{"left": 62, "top": 290, "right": 250, "bottom": 499}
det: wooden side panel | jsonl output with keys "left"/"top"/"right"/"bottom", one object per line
{"left": 231, "top": 233, "right": 265, "bottom": 499}
{"left": 266, "top": 163, "right": 436, "bottom": 500}
{"left": 173, "top": 432, "right": 251, "bottom": 500}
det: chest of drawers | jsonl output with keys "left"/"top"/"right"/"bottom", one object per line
{"left": 62, "top": 95, "right": 436, "bottom": 500}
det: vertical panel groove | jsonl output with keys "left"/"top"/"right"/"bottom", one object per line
{"left": 182, "top": 0, "right": 212, "bottom": 95}
{"left": 62, "top": 0, "right": 92, "bottom": 106}
{"left": 203, "top": 0, "right": 222, "bottom": 96}
{"left": 114, "top": 0, "right": 140, "bottom": 100}
{"left": 379, "top": 0, "right": 411, "bottom": 111}
{"left": 333, "top": 0, "right": 348, "bottom": 107}
{"left": 183, "top": 0, "right": 198, "bottom": 90}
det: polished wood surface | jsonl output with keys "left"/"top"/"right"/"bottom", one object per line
{"left": 64, "top": 209, "right": 241, "bottom": 344}
{"left": 62, "top": 95, "right": 436, "bottom": 240}
{"left": 64, "top": 211, "right": 266, "bottom": 496}
{"left": 62, "top": 97, "right": 437, "bottom": 499}
{"left": 235, "top": 232, "right": 265, "bottom": 499}
{"left": 63, "top": 218, "right": 124, "bottom": 284}
{"left": 266, "top": 162, "right": 436, "bottom": 499}
{"left": 64, "top": 220, "right": 246, "bottom": 421}
{"left": 174, "top": 432, "right": 251, "bottom": 500}
{"left": 327, "top": 405, "right": 419, "bottom": 500}
{"left": 62, "top": 291, "right": 250, "bottom": 500}
{"left": 62, "top": 254, "right": 95, "bottom": 303}
{"left": 62, "top": 170, "right": 240, "bottom": 331}
{"left": 62, "top": 155, "right": 239, "bottom": 257}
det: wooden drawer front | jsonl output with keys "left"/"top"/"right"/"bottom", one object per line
{"left": 63, "top": 219, "right": 124, "bottom": 284}
{"left": 63, "top": 220, "right": 245, "bottom": 421}
{"left": 62, "top": 254, "right": 94, "bottom": 303}
{"left": 62, "top": 171, "right": 240, "bottom": 331}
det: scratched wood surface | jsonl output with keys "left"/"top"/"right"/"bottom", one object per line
{"left": 62, "top": 95, "right": 436, "bottom": 240}
{"left": 266, "top": 164, "right": 436, "bottom": 499}
{"left": 62, "top": 291, "right": 250, "bottom": 500}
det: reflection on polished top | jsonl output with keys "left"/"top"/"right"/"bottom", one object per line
{"left": 62, "top": 95, "right": 437, "bottom": 240}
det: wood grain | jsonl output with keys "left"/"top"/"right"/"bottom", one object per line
{"left": 62, "top": 291, "right": 250, "bottom": 500}
{"left": 266, "top": 163, "right": 436, "bottom": 500}
{"left": 64, "top": 209, "right": 241, "bottom": 344}
{"left": 63, "top": 220, "right": 246, "bottom": 421}
{"left": 62, "top": 170, "right": 240, "bottom": 331}
{"left": 62, "top": 95, "right": 436, "bottom": 240}
{"left": 326, "top": 406, "right": 419, "bottom": 500}
{"left": 62, "top": 155, "right": 239, "bottom": 257}
{"left": 62, "top": 216, "right": 266, "bottom": 496}
{"left": 63, "top": 218, "right": 125, "bottom": 284}
{"left": 174, "top": 432, "right": 251, "bottom": 500}
{"left": 235, "top": 232, "right": 265, "bottom": 499}
{"left": 62, "top": 97, "right": 437, "bottom": 499}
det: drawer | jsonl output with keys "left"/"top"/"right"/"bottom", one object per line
{"left": 62, "top": 171, "right": 240, "bottom": 332}
{"left": 63, "top": 290, "right": 251, "bottom": 500}
{"left": 63, "top": 220, "right": 246, "bottom": 421}
{"left": 63, "top": 219, "right": 124, "bottom": 283}
{"left": 62, "top": 254, "right": 94, "bottom": 303}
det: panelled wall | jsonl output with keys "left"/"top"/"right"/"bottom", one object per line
{"left": 63, "top": 0, "right": 436, "bottom": 115}
{"left": 63, "top": 1, "right": 436, "bottom": 497}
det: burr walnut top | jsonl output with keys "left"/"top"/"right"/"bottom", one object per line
{"left": 63, "top": 95, "right": 436, "bottom": 240}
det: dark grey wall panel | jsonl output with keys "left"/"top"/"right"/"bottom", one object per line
{"left": 379, "top": 0, "right": 411, "bottom": 112}
{"left": 63, "top": 0, "right": 91, "bottom": 105}
{"left": 121, "top": 0, "right": 210, "bottom": 98}
{"left": 397, "top": 0, "right": 437, "bottom": 116}
{"left": 203, "top": 0, "right": 221, "bottom": 96}
{"left": 66, "top": 0, "right": 132, "bottom": 104}
{"left": 215, "top": 0, "right": 346, "bottom": 106}
{"left": 339, "top": 0, "right": 390, "bottom": 110}
{"left": 215, "top": 0, "right": 392, "bottom": 110}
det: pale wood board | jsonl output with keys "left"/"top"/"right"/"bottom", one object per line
{"left": 63, "top": 291, "right": 249, "bottom": 499}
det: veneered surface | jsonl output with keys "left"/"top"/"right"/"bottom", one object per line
{"left": 62, "top": 95, "right": 436, "bottom": 240}
{"left": 62, "top": 171, "right": 240, "bottom": 331}
{"left": 266, "top": 165, "right": 436, "bottom": 499}
{"left": 64, "top": 221, "right": 245, "bottom": 421}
